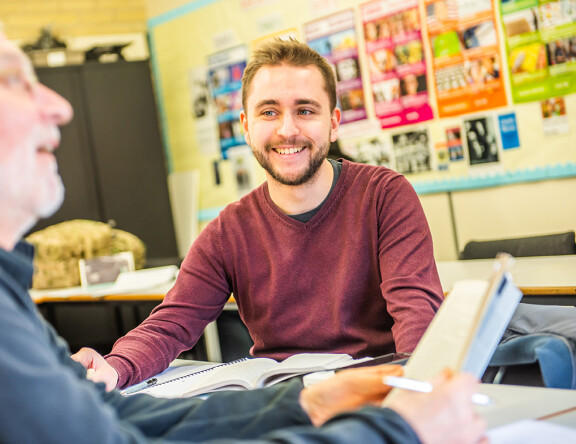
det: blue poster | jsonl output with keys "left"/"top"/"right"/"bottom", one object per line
{"left": 498, "top": 112, "right": 520, "bottom": 150}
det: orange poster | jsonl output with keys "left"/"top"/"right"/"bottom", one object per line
{"left": 426, "top": 0, "right": 507, "bottom": 117}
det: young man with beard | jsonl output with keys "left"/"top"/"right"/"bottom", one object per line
{"left": 75, "top": 38, "right": 443, "bottom": 392}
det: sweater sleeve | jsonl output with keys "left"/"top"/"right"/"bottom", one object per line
{"left": 377, "top": 174, "right": 444, "bottom": 353}
{"left": 106, "top": 219, "right": 233, "bottom": 388}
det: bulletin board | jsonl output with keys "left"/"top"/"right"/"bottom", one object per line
{"left": 147, "top": 0, "right": 576, "bottom": 217}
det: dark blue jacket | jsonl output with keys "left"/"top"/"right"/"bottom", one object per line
{"left": 0, "top": 242, "right": 420, "bottom": 443}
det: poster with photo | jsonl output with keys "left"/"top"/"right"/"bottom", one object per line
{"left": 501, "top": 0, "right": 576, "bottom": 103}
{"left": 391, "top": 128, "right": 432, "bottom": 174}
{"left": 361, "top": 0, "right": 434, "bottom": 129}
{"left": 445, "top": 126, "right": 464, "bottom": 160}
{"left": 435, "top": 142, "right": 450, "bottom": 170}
{"left": 189, "top": 67, "right": 219, "bottom": 155}
{"left": 340, "top": 134, "right": 394, "bottom": 167}
{"left": 540, "top": 96, "right": 570, "bottom": 135}
{"left": 463, "top": 115, "right": 500, "bottom": 165}
{"left": 425, "top": 0, "right": 507, "bottom": 117}
{"left": 208, "top": 45, "right": 247, "bottom": 159}
{"left": 305, "top": 9, "right": 367, "bottom": 125}
{"left": 226, "top": 145, "right": 258, "bottom": 198}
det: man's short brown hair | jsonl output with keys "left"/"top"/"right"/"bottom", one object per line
{"left": 241, "top": 38, "right": 337, "bottom": 112}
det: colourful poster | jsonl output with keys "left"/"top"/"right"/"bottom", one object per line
{"left": 305, "top": 9, "right": 367, "bottom": 124}
{"left": 208, "top": 46, "right": 247, "bottom": 159}
{"left": 425, "top": 0, "right": 507, "bottom": 117}
{"left": 361, "top": 0, "right": 434, "bottom": 129}
{"left": 501, "top": 0, "right": 576, "bottom": 103}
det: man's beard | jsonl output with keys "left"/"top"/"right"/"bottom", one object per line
{"left": 252, "top": 139, "right": 329, "bottom": 186}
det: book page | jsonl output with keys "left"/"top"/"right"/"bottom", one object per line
{"left": 142, "top": 358, "right": 276, "bottom": 398}
{"left": 257, "top": 353, "right": 355, "bottom": 387}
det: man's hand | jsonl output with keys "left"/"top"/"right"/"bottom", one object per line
{"left": 384, "top": 369, "right": 487, "bottom": 444}
{"left": 299, "top": 364, "right": 403, "bottom": 426}
{"left": 71, "top": 347, "right": 119, "bottom": 392}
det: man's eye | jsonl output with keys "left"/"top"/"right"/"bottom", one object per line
{"left": 298, "top": 109, "right": 313, "bottom": 115}
{"left": 262, "top": 110, "right": 276, "bottom": 117}
{"left": 0, "top": 73, "right": 30, "bottom": 92}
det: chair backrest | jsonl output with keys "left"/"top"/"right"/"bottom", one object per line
{"left": 459, "top": 231, "right": 576, "bottom": 260}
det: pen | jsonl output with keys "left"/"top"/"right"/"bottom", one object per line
{"left": 383, "top": 376, "right": 493, "bottom": 406}
{"left": 121, "top": 378, "right": 158, "bottom": 395}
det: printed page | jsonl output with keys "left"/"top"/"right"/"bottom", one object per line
{"left": 257, "top": 353, "right": 355, "bottom": 387}
{"left": 142, "top": 358, "right": 277, "bottom": 398}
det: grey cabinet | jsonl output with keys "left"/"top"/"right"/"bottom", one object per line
{"left": 33, "top": 61, "right": 179, "bottom": 265}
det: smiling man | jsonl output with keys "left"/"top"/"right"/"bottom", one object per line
{"left": 76, "top": 38, "right": 443, "bottom": 391}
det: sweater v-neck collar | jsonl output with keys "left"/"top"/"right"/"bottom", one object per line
{"left": 262, "top": 159, "right": 349, "bottom": 229}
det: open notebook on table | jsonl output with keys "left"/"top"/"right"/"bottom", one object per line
{"left": 122, "top": 353, "right": 371, "bottom": 398}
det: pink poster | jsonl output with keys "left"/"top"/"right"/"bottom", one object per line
{"left": 361, "top": 0, "right": 434, "bottom": 129}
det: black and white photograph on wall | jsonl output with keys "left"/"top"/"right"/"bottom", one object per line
{"left": 227, "top": 145, "right": 257, "bottom": 198}
{"left": 391, "top": 128, "right": 431, "bottom": 175}
{"left": 188, "top": 67, "right": 219, "bottom": 155}
{"left": 344, "top": 134, "right": 393, "bottom": 167}
{"left": 464, "top": 116, "right": 500, "bottom": 165}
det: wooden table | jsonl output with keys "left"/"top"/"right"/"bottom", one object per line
{"left": 437, "top": 255, "right": 576, "bottom": 305}
{"left": 31, "top": 279, "right": 237, "bottom": 362}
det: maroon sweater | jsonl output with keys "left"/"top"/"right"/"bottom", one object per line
{"left": 107, "top": 161, "right": 443, "bottom": 388}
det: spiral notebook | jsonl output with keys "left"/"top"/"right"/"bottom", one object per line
{"left": 123, "top": 353, "right": 368, "bottom": 398}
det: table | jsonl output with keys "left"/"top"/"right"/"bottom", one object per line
{"left": 477, "top": 383, "right": 576, "bottom": 429}
{"left": 31, "top": 278, "right": 237, "bottom": 363}
{"left": 437, "top": 255, "right": 576, "bottom": 305}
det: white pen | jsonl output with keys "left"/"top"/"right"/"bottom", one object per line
{"left": 121, "top": 378, "right": 158, "bottom": 396}
{"left": 383, "top": 375, "right": 493, "bottom": 406}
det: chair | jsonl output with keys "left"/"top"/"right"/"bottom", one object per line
{"left": 459, "top": 231, "right": 576, "bottom": 260}
{"left": 482, "top": 303, "right": 576, "bottom": 389}
{"left": 482, "top": 334, "right": 576, "bottom": 389}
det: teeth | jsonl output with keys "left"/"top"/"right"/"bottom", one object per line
{"left": 276, "top": 147, "right": 303, "bottom": 155}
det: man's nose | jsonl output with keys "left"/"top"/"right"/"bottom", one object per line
{"left": 277, "top": 113, "right": 300, "bottom": 138}
{"left": 37, "top": 84, "right": 73, "bottom": 125}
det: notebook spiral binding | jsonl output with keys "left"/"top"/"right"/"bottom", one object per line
{"left": 149, "top": 357, "right": 250, "bottom": 389}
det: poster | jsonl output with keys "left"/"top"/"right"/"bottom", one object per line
{"left": 305, "top": 9, "right": 368, "bottom": 125}
{"left": 446, "top": 126, "right": 465, "bottom": 160}
{"left": 463, "top": 115, "right": 500, "bottom": 165}
{"left": 498, "top": 112, "right": 521, "bottom": 149}
{"left": 540, "top": 96, "right": 570, "bottom": 134}
{"left": 361, "top": 0, "right": 434, "bottom": 129}
{"left": 391, "top": 128, "right": 432, "bottom": 174}
{"left": 425, "top": 0, "right": 507, "bottom": 117}
{"left": 188, "top": 67, "right": 219, "bottom": 155}
{"left": 501, "top": 0, "right": 576, "bottom": 103}
{"left": 208, "top": 45, "right": 247, "bottom": 159}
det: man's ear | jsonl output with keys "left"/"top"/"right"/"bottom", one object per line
{"left": 330, "top": 107, "right": 341, "bottom": 143}
{"left": 240, "top": 110, "right": 251, "bottom": 145}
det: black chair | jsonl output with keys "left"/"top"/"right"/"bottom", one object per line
{"left": 459, "top": 231, "right": 576, "bottom": 260}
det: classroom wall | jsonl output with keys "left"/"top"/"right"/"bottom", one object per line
{"left": 145, "top": 0, "right": 576, "bottom": 261}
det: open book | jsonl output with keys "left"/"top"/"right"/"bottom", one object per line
{"left": 126, "top": 353, "right": 369, "bottom": 398}
{"left": 385, "top": 253, "right": 523, "bottom": 402}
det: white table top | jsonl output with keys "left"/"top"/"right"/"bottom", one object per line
{"left": 478, "top": 383, "right": 576, "bottom": 429}
{"left": 437, "top": 255, "right": 576, "bottom": 292}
